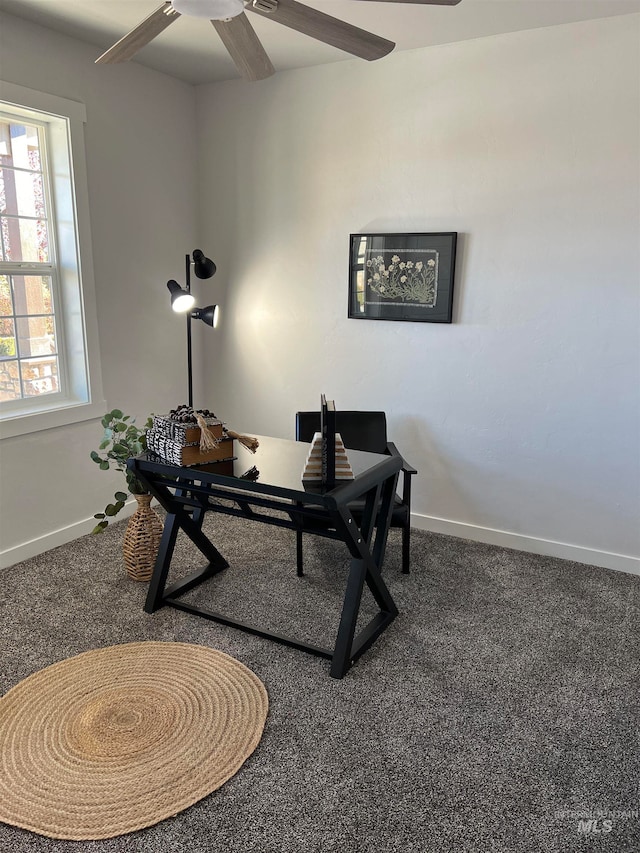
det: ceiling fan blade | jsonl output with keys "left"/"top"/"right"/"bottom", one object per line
{"left": 95, "top": 3, "right": 180, "bottom": 64}
{"left": 247, "top": 0, "right": 394, "bottom": 61}
{"left": 212, "top": 14, "right": 275, "bottom": 81}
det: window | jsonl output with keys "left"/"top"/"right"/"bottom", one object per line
{"left": 0, "top": 82, "right": 104, "bottom": 438}
{"left": 1, "top": 120, "right": 59, "bottom": 399}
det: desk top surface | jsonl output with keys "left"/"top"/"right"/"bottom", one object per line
{"left": 132, "top": 434, "right": 400, "bottom": 503}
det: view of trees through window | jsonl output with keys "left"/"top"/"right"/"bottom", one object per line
{"left": 0, "top": 118, "right": 59, "bottom": 401}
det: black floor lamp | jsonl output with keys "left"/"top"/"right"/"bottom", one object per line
{"left": 166, "top": 249, "right": 219, "bottom": 408}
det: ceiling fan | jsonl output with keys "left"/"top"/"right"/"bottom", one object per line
{"left": 95, "top": 0, "right": 462, "bottom": 82}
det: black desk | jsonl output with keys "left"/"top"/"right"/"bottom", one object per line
{"left": 128, "top": 435, "right": 402, "bottom": 678}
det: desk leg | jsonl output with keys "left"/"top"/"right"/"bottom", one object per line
{"left": 145, "top": 511, "right": 181, "bottom": 613}
{"left": 145, "top": 500, "right": 229, "bottom": 614}
{"left": 330, "top": 554, "right": 368, "bottom": 678}
{"left": 329, "top": 472, "right": 399, "bottom": 678}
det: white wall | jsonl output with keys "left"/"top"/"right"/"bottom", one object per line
{"left": 196, "top": 15, "right": 640, "bottom": 573}
{"left": 0, "top": 14, "right": 199, "bottom": 565}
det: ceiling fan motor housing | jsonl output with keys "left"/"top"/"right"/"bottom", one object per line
{"left": 252, "top": 0, "right": 278, "bottom": 12}
{"left": 172, "top": 0, "right": 245, "bottom": 20}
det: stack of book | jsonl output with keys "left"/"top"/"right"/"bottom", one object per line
{"left": 146, "top": 415, "right": 234, "bottom": 466}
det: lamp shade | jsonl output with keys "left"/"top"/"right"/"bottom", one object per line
{"left": 192, "top": 249, "right": 216, "bottom": 279}
{"left": 193, "top": 305, "right": 219, "bottom": 328}
{"left": 167, "top": 279, "right": 196, "bottom": 313}
{"left": 172, "top": 0, "right": 245, "bottom": 19}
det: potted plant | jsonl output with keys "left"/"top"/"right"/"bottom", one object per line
{"left": 90, "top": 409, "right": 162, "bottom": 581}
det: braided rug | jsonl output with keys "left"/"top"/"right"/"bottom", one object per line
{"left": 0, "top": 641, "right": 268, "bottom": 840}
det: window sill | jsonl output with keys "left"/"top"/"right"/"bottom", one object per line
{"left": 0, "top": 399, "right": 107, "bottom": 439}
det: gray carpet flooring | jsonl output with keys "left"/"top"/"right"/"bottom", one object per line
{"left": 1, "top": 513, "right": 639, "bottom": 852}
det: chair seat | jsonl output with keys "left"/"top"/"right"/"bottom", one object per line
{"left": 345, "top": 495, "right": 409, "bottom": 524}
{"left": 301, "top": 494, "right": 407, "bottom": 532}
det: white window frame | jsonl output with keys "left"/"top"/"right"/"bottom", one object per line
{"left": 0, "top": 81, "right": 104, "bottom": 439}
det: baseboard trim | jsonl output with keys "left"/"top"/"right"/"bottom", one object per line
{"left": 2, "top": 505, "right": 637, "bottom": 577}
{"left": 0, "top": 501, "right": 138, "bottom": 570}
{"left": 411, "top": 513, "right": 639, "bottom": 577}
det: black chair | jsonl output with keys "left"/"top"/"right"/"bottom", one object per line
{"left": 295, "top": 410, "right": 417, "bottom": 574}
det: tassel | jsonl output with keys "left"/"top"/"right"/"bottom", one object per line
{"left": 196, "top": 414, "right": 220, "bottom": 452}
{"left": 226, "top": 429, "right": 260, "bottom": 453}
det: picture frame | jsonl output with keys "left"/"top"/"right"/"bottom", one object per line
{"left": 348, "top": 232, "right": 457, "bottom": 323}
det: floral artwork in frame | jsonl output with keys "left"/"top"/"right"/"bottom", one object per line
{"left": 348, "top": 232, "right": 457, "bottom": 323}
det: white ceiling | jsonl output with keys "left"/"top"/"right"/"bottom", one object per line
{"left": 1, "top": 0, "right": 639, "bottom": 85}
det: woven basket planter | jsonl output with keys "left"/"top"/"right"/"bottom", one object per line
{"left": 123, "top": 494, "right": 163, "bottom": 582}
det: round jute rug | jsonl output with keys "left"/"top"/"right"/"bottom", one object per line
{"left": 0, "top": 641, "right": 269, "bottom": 840}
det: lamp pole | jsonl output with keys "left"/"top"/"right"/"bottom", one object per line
{"left": 185, "top": 252, "right": 194, "bottom": 408}
{"left": 166, "top": 250, "right": 216, "bottom": 408}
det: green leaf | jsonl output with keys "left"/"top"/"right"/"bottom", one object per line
{"left": 99, "top": 461, "right": 110, "bottom": 470}
{"left": 101, "top": 415, "right": 112, "bottom": 428}
{"left": 93, "top": 512, "right": 105, "bottom": 519}
{"left": 114, "top": 422, "right": 127, "bottom": 432}
{"left": 111, "top": 408, "right": 123, "bottom": 419}
{"left": 112, "top": 443, "right": 128, "bottom": 455}
{"left": 126, "top": 473, "right": 147, "bottom": 495}
{"left": 90, "top": 451, "right": 101, "bottom": 462}
{"left": 99, "top": 439, "right": 110, "bottom": 450}
{"left": 114, "top": 491, "right": 128, "bottom": 502}
{"left": 92, "top": 520, "right": 108, "bottom": 534}
{"left": 105, "top": 503, "right": 118, "bottom": 516}
{"left": 114, "top": 500, "right": 125, "bottom": 512}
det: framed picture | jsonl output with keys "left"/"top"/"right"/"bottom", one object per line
{"left": 348, "top": 232, "right": 457, "bottom": 323}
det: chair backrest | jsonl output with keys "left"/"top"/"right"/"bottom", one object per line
{"left": 295, "top": 411, "right": 388, "bottom": 455}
